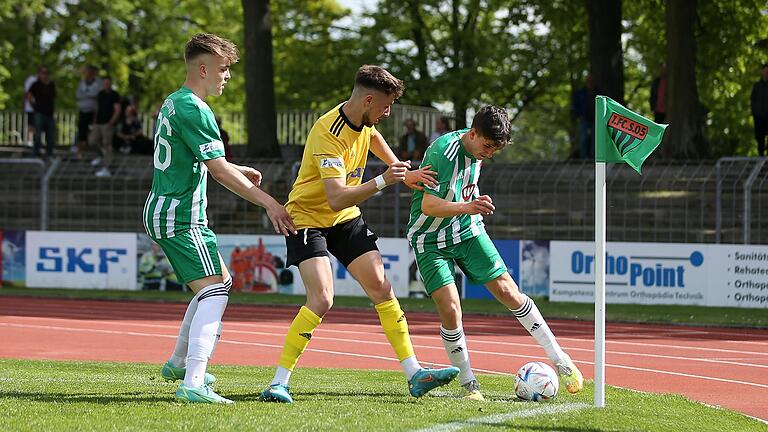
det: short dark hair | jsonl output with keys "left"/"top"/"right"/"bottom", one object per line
{"left": 355, "top": 65, "right": 404, "bottom": 98}
{"left": 471, "top": 106, "right": 511, "bottom": 148}
{"left": 185, "top": 33, "right": 239, "bottom": 64}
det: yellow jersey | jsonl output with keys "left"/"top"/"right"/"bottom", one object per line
{"left": 285, "top": 103, "right": 377, "bottom": 229}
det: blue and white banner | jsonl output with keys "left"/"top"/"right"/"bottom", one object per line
{"left": 218, "top": 234, "right": 410, "bottom": 298}
{"left": 25, "top": 231, "right": 137, "bottom": 290}
{"left": 550, "top": 241, "right": 768, "bottom": 308}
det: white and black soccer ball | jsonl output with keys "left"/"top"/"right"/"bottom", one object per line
{"left": 514, "top": 361, "right": 559, "bottom": 401}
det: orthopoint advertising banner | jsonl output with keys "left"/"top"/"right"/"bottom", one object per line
{"left": 706, "top": 245, "right": 768, "bottom": 308}
{"left": 25, "top": 231, "right": 137, "bottom": 290}
{"left": 550, "top": 241, "right": 768, "bottom": 308}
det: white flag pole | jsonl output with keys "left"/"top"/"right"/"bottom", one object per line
{"left": 594, "top": 161, "right": 607, "bottom": 408}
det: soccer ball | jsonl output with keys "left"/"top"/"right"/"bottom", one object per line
{"left": 514, "top": 361, "right": 559, "bottom": 401}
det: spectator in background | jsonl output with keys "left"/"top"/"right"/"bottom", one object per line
{"left": 116, "top": 104, "right": 152, "bottom": 155}
{"left": 750, "top": 64, "right": 768, "bottom": 157}
{"left": 215, "top": 116, "right": 233, "bottom": 161}
{"left": 571, "top": 74, "right": 597, "bottom": 159}
{"left": 429, "top": 116, "right": 451, "bottom": 144}
{"left": 75, "top": 65, "right": 100, "bottom": 158}
{"left": 649, "top": 62, "right": 667, "bottom": 124}
{"left": 26, "top": 67, "right": 57, "bottom": 158}
{"left": 398, "top": 118, "right": 428, "bottom": 161}
{"left": 23, "top": 73, "right": 37, "bottom": 146}
{"left": 89, "top": 76, "right": 122, "bottom": 177}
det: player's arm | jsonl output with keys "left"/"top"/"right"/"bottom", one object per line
{"left": 421, "top": 193, "right": 495, "bottom": 218}
{"left": 369, "top": 129, "right": 437, "bottom": 191}
{"left": 204, "top": 157, "right": 296, "bottom": 236}
{"left": 323, "top": 162, "right": 408, "bottom": 211}
{"left": 108, "top": 101, "right": 121, "bottom": 127}
{"left": 230, "top": 163, "right": 262, "bottom": 187}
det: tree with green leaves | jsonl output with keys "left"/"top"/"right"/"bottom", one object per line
{"left": 243, "top": 0, "right": 279, "bottom": 157}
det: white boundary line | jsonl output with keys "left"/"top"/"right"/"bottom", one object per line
{"left": 408, "top": 403, "right": 592, "bottom": 432}
{"left": 6, "top": 314, "right": 768, "bottom": 369}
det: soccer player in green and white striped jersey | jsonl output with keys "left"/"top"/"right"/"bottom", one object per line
{"left": 407, "top": 106, "right": 583, "bottom": 400}
{"left": 144, "top": 33, "right": 296, "bottom": 404}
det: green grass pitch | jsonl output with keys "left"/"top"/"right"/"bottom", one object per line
{"left": 0, "top": 359, "right": 763, "bottom": 432}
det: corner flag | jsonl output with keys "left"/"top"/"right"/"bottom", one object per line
{"left": 593, "top": 96, "right": 666, "bottom": 409}
{"left": 595, "top": 95, "right": 667, "bottom": 174}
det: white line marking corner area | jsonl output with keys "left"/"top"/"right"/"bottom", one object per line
{"left": 410, "top": 403, "right": 591, "bottom": 432}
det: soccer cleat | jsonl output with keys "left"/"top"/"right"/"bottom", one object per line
{"left": 175, "top": 384, "right": 233, "bottom": 404}
{"left": 460, "top": 380, "right": 485, "bottom": 401}
{"left": 408, "top": 366, "right": 460, "bottom": 398}
{"left": 260, "top": 384, "right": 293, "bottom": 403}
{"left": 555, "top": 354, "right": 584, "bottom": 394}
{"left": 160, "top": 361, "right": 216, "bottom": 385}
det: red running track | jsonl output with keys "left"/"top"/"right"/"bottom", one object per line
{"left": 1, "top": 296, "right": 766, "bottom": 420}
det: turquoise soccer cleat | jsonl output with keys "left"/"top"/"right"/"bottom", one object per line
{"left": 160, "top": 361, "right": 216, "bottom": 385}
{"left": 175, "top": 384, "right": 233, "bottom": 404}
{"left": 259, "top": 384, "right": 293, "bottom": 403}
{"left": 408, "top": 366, "right": 460, "bottom": 397}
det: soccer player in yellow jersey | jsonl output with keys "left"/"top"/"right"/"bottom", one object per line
{"left": 260, "top": 65, "right": 459, "bottom": 403}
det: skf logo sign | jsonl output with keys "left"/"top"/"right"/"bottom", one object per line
{"left": 37, "top": 247, "right": 127, "bottom": 273}
{"left": 607, "top": 113, "right": 648, "bottom": 156}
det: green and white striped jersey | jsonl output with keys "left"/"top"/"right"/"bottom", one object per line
{"left": 143, "top": 87, "right": 225, "bottom": 239}
{"left": 407, "top": 129, "right": 485, "bottom": 253}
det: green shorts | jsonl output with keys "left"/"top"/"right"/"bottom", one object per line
{"left": 413, "top": 233, "right": 507, "bottom": 295}
{"left": 154, "top": 227, "right": 222, "bottom": 284}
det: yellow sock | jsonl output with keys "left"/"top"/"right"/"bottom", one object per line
{"left": 375, "top": 298, "right": 415, "bottom": 361}
{"left": 278, "top": 306, "right": 322, "bottom": 371}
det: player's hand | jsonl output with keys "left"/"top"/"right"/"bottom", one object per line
{"left": 465, "top": 195, "right": 495, "bottom": 215}
{"left": 382, "top": 161, "right": 410, "bottom": 185}
{"left": 267, "top": 204, "right": 297, "bottom": 236}
{"left": 240, "top": 166, "right": 262, "bottom": 187}
{"left": 404, "top": 164, "right": 438, "bottom": 191}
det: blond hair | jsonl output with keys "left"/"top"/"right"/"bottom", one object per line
{"left": 184, "top": 33, "right": 239, "bottom": 64}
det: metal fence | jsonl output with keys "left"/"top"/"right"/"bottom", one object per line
{"left": 2, "top": 156, "right": 766, "bottom": 244}
{"left": 0, "top": 104, "right": 451, "bottom": 148}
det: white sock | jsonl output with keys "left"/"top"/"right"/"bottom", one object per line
{"left": 169, "top": 297, "right": 198, "bottom": 368}
{"left": 512, "top": 296, "right": 566, "bottom": 364}
{"left": 400, "top": 356, "right": 422, "bottom": 380}
{"left": 171, "top": 277, "right": 230, "bottom": 367}
{"left": 209, "top": 277, "right": 231, "bottom": 357}
{"left": 440, "top": 325, "right": 475, "bottom": 385}
{"left": 270, "top": 366, "right": 292, "bottom": 386}
{"left": 183, "top": 283, "right": 229, "bottom": 388}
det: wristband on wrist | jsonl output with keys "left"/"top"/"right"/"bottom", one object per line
{"left": 374, "top": 175, "right": 387, "bottom": 190}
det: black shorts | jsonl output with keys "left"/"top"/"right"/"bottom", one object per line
{"left": 285, "top": 216, "right": 379, "bottom": 268}
{"left": 78, "top": 111, "right": 94, "bottom": 142}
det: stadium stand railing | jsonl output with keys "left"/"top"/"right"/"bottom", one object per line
{"left": 1, "top": 156, "right": 766, "bottom": 244}
{"left": 0, "top": 105, "right": 454, "bottom": 148}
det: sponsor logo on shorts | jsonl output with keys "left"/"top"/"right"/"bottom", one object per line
{"left": 493, "top": 260, "right": 501, "bottom": 269}
{"left": 425, "top": 183, "right": 440, "bottom": 192}
{"left": 320, "top": 158, "right": 344, "bottom": 169}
